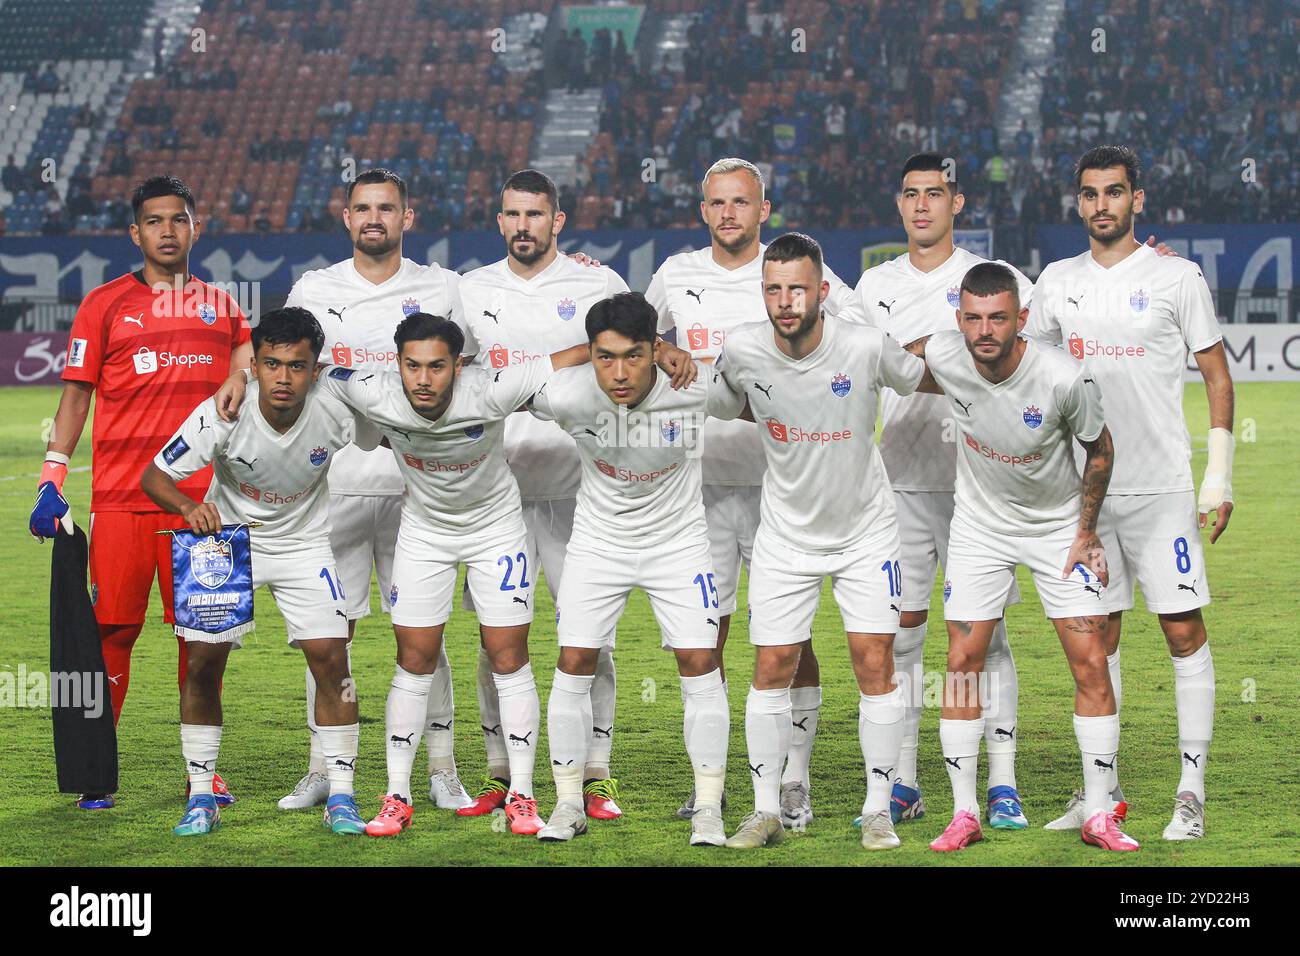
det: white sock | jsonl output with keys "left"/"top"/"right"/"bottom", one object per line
{"left": 892, "top": 622, "right": 927, "bottom": 787}
{"left": 493, "top": 662, "right": 539, "bottom": 798}
{"left": 860, "top": 687, "right": 905, "bottom": 815}
{"left": 548, "top": 669, "right": 593, "bottom": 804}
{"left": 745, "top": 685, "right": 791, "bottom": 815}
{"left": 305, "top": 665, "right": 325, "bottom": 774}
{"left": 424, "top": 644, "right": 456, "bottom": 774}
{"left": 385, "top": 666, "right": 433, "bottom": 800}
{"left": 1074, "top": 712, "right": 1120, "bottom": 816}
{"left": 781, "top": 685, "right": 821, "bottom": 786}
{"left": 1107, "top": 649, "right": 1124, "bottom": 800}
{"left": 318, "top": 722, "right": 359, "bottom": 797}
{"left": 476, "top": 645, "right": 508, "bottom": 780}
{"left": 1172, "top": 643, "right": 1214, "bottom": 801}
{"left": 983, "top": 618, "right": 1019, "bottom": 790}
{"left": 586, "top": 643, "right": 616, "bottom": 779}
{"left": 682, "top": 669, "right": 729, "bottom": 808}
{"left": 182, "top": 723, "right": 222, "bottom": 797}
{"left": 939, "top": 717, "right": 983, "bottom": 817}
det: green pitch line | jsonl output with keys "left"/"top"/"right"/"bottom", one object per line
{"left": 0, "top": 383, "right": 1294, "bottom": 866}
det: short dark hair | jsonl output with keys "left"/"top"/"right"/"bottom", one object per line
{"left": 959, "top": 261, "right": 1020, "bottom": 310}
{"left": 585, "top": 292, "right": 657, "bottom": 346}
{"left": 1074, "top": 145, "right": 1142, "bottom": 192}
{"left": 393, "top": 312, "right": 465, "bottom": 357}
{"left": 346, "top": 167, "right": 408, "bottom": 206}
{"left": 252, "top": 307, "right": 326, "bottom": 359}
{"left": 901, "top": 152, "right": 959, "bottom": 194}
{"left": 131, "top": 175, "right": 195, "bottom": 221}
{"left": 501, "top": 168, "right": 559, "bottom": 213}
{"left": 763, "top": 232, "right": 823, "bottom": 275}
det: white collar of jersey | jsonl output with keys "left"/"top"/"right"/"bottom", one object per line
{"left": 705, "top": 242, "right": 764, "bottom": 277}
{"left": 498, "top": 250, "right": 568, "bottom": 289}
{"left": 248, "top": 383, "right": 314, "bottom": 444}
{"left": 768, "top": 312, "right": 836, "bottom": 366}
{"left": 345, "top": 256, "right": 413, "bottom": 291}
{"left": 1085, "top": 240, "right": 1151, "bottom": 274}
{"left": 898, "top": 244, "right": 967, "bottom": 280}
{"left": 974, "top": 334, "right": 1038, "bottom": 390}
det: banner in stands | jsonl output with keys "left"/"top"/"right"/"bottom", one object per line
{"left": 563, "top": 4, "right": 645, "bottom": 45}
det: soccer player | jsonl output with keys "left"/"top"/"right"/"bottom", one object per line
{"left": 713, "top": 234, "right": 921, "bottom": 851}
{"left": 257, "top": 168, "right": 469, "bottom": 813}
{"left": 646, "top": 157, "right": 868, "bottom": 825}
{"left": 142, "top": 307, "right": 372, "bottom": 836}
{"left": 907, "top": 261, "right": 1138, "bottom": 853}
{"left": 456, "top": 169, "right": 633, "bottom": 821}
{"left": 29, "top": 175, "right": 250, "bottom": 810}
{"left": 853, "top": 153, "right": 1034, "bottom": 830}
{"left": 1027, "top": 146, "right": 1234, "bottom": 840}
{"left": 527, "top": 293, "right": 743, "bottom": 846}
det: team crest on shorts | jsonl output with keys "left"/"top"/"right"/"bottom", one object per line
{"left": 191, "top": 536, "right": 234, "bottom": 590}
{"left": 389, "top": 584, "right": 398, "bottom": 606}
{"left": 943, "top": 579, "right": 952, "bottom": 602}
{"left": 401, "top": 298, "right": 420, "bottom": 316}
{"left": 830, "top": 373, "right": 852, "bottom": 397}
{"left": 661, "top": 419, "right": 681, "bottom": 442}
{"left": 310, "top": 446, "right": 328, "bottom": 466}
{"left": 1023, "top": 405, "right": 1043, "bottom": 429}
{"left": 1129, "top": 288, "right": 1150, "bottom": 313}
{"left": 557, "top": 297, "right": 577, "bottom": 321}
{"left": 198, "top": 303, "right": 217, "bottom": 325}
{"left": 464, "top": 424, "right": 485, "bottom": 440}
{"left": 946, "top": 285, "right": 961, "bottom": 307}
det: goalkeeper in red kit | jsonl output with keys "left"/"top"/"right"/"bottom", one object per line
{"left": 29, "top": 176, "right": 252, "bottom": 810}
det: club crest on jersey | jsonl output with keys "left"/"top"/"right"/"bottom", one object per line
{"left": 1023, "top": 405, "right": 1043, "bottom": 429}
{"left": 310, "top": 446, "right": 328, "bottom": 466}
{"left": 401, "top": 298, "right": 421, "bottom": 316}
{"left": 557, "top": 297, "right": 577, "bottom": 321}
{"left": 329, "top": 366, "right": 356, "bottom": 380}
{"left": 191, "top": 536, "right": 234, "bottom": 590}
{"left": 661, "top": 419, "right": 681, "bottom": 443}
{"left": 1129, "top": 288, "right": 1150, "bottom": 313}
{"left": 831, "top": 373, "right": 852, "bottom": 397}
{"left": 946, "top": 285, "right": 961, "bottom": 307}
{"left": 389, "top": 584, "right": 398, "bottom": 606}
{"left": 943, "top": 579, "right": 952, "bottom": 602}
{"left": 464, "top": 424, "right": 485, "bottom": 441}
{"left": 198, "top": 303, "right": 217, "bottom": 325}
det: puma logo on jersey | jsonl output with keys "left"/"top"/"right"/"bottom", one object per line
{"left": 327, "top": 307, "right": 348, "bottom": 322}
{"left": 483, "top": 309, "right": 501, "bottom": 323}
{"left": 234, "top": 456, "right": 257, "bottom": 470}
{"left": 686, "top": 289, "right": 704, "bottom": 303}
{"left": 1067, "top": 293, "right": 1086, "bottom": 309}
{"left": 357, "top": 374, "right": 375, "bottom": 385}
{"left": 198, "top": 415, "right": 211, "bottom": 432}
{"left": 953, "top": 397, "right": 973, "bottom": 415}
{"left": 753, "top": 383, "right": 773, "bottom": 399}
{"left": 583, "top": 428, "right": 599, "bottom": 437}
{"left": 122, "top": 313, "right": 144, "bottom": 328}
{"left": 1084, "top": 377, "right": 1097, "bottom": 385}
{"left": 493, "top": 370, "right": 503, "bottom": 383}
{"left": 878, "top": 299, "right": 896, "bottom": 315}
{"left": 391, "top": 427, "right": 411, "bottom": 442}
{"left": 1178, "top": 580, "right": 1199, "bottom": 596}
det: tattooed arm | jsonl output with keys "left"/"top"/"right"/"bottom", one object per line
{"left": 902, "top": 334, "right": 943, "bottom": 395}
{"left": 1062, "top": 424, "right": 1113, "bottom": 584}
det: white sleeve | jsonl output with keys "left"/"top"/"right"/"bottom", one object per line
{"left": 876, "top": 330, "right": 925, "bottom": 396}
{"left": 605, "top": 266, "right": 631, "bottom": 296}
{"left": 488, "top": 360, "right": 553, "bottom": 418}
{"left": 284, "top": 276, "right": 307, "bottom": 311}
{"left": 527, "top": 374, "right": 560, "bottom": 423}
{"left": 705, "top": 365, "right": 746, "bottom": 421}
{"left": 315, "top": 365, "right": 380, "bottom": 416}
{"left": 1000, "top": 260, "right": 1035, "bottom": 310}
{"left": 351, "top": 413, "right": 383, "bottom": 451}
{"left": 823, "top": 265, "right": 870, "bottom": 325}
{"left": 154, "top": 398, "right": 221, "bottom": 480}
{"left": 1060, "top": 369, "right": 1105, "bottom": 444}
{"left": 1176, "top": 264, "right": 1223, "bottom": 353}
{"left": 443, "top": 269, "right": 479, "bottom": 359}
{"left": 1024, "top": 276, "right": 1062, "bottom": 346}
{"left": 645, "top": 266, "right": 673, "bottom": 335}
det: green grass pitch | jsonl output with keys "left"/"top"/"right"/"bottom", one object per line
{"left": 0, "top": 383, "right": 1295, "bottom": 866}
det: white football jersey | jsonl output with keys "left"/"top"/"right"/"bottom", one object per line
{"left": 155, "top": 384, "right": 363, "bottom": 557}
{"left": 315, "top": 360, "right": 551, "bottom": 537}
{"left": 285, "top": 257, "right": 465, "bottom": 496}
{"left": 459, "top": 254, "right": 630, "bottom": 501}
{"left": 528, "top": 365, "right": 745, "bottom": 550}
{"left": 924, "top": 331, "right": 1106, "bottom": 535}
{"left": 646, "top": 244, "right": 868, "bottom": 487}
{"left": 1025, "top": 243, "right": 1221, "bottom": 494}
{"left": 714, "top": 318, "right": 923, "bottom": 554}
{"left": 856, "top": 247, "right": 1034, "bottom": 492}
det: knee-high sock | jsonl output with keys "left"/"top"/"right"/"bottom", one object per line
{"left": 586, "top": 643, "right": 616, "bottom": 779}
{"left": 476, "top": 645, "right": 508, "bottom": 780}
{"left": 860, "top": 687, "right": 905, "bottom": 815}
{"left": 683, "top": 669, "right": 729, "bottom": 808}
{"left": 424, "top": 644, "right": 456, "bottom": 774}
{"left": 1106, "top": 649, "right": 1124, "bottom": 799}
{"left": 1074, "top": 712, "right": 1120, "bottom": 816}
{"left": 308, "top": 640, "right": 353, "bottom": 775}
{"left": 100, "top": 622, "right": 143, "bottom": 724}
{"left": 983, "top": 618, "right": 1019, "bottom": 790}
{"left": 939, "top": 717, "right": 983, "bottom": 817}
{"left": 547, "top": 669, "right": 593, "bottom": 804}
{"left": 493, "top": 663, "right": 539, "bottom": 798}
{"left": 318, "top": 722, "right": 359, "bottom": 797}
{"left": 1172, "top": 643, "right": 1214, "bottom": 801}
{"left": 745, "top": 686, "right": 791, "bottom": 815}
{"left": 181, "top": 722, "right": 222, "bottom": 797}
{"left": 892, "top": 622, "right": 927, "bottom": 787}
{"left": 384, "top": 666, "right": 433, "bottom": 800}
{"left": 781, "top": 685, "right": 822, "bottom": 787}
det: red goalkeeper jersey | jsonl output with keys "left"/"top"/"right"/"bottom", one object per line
{"left": 62, "top": 271, "right": 251, "bottom": 512}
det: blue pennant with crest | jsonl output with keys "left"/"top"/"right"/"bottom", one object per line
{"left": 171, "top": 525, "right": 255, "bottom": 640}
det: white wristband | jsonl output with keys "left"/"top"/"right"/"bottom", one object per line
{"left": 45, "top": 451, "right": 71, "bottom": 466}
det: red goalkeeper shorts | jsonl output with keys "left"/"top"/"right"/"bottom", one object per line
{"left": 87, "top": 511, "right": 188, "bottom": 626}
